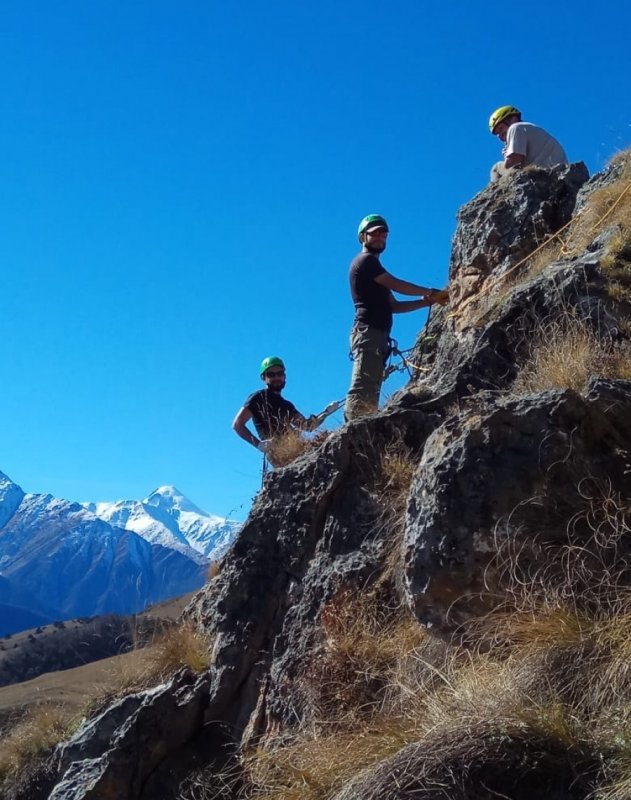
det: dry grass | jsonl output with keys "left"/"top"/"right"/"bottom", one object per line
{"left": 296, "top": 589, "right": 429, "bottom": 731}
{"left": 86, "top": 624, "right": 211, "bottom": 717}
{"left": 0, "top": 704, "right": 76, "bottom": 784}
{"left": 511, "top": 309, "right": 631, "bottom": 396}
{"left": 567, "top": 149, "right": 631, "bottom": 257}
{"left": 490, "top": 149, "right": 631, "bottom": 307}
{"left": 237, "top": 488, "right": 631, "bottom": 800}
{"left": 267, "top": 430, "right": 329, "bottom": 468}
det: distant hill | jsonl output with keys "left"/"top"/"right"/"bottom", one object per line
{"left": 0, "top": 592, "right": 194, "bottom": 687}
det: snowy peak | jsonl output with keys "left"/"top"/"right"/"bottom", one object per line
{"left": 0, "top": 471, "right": 25, "bottom": 529}
{"left": 85, "top": 486, "right": 239, "bottom": 560}
{"left": 144, "top": 485, "right": 207, "bottom": 517}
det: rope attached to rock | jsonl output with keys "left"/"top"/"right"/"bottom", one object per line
{"left": 447, "top": 175, "right": 631, "bottom": 321}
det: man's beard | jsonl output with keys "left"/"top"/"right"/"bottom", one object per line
{"left": 365, "top": 242, "right": 386, "bottom": 254}
{"left": 268, "top": 379, "right": 286, "bottom": 393}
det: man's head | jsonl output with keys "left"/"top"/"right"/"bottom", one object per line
{"left": 260, "top": 356, "right": 286, "bottom": 392}
{"left": 357, "top": 214, "right": 389, "bottom": 254}
{"left": 489, "top": 105, "right": 521, "bottom": 142}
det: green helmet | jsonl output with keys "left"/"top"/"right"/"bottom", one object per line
{"left": 357, "top": 214, "right": 389, "bottom": 242}
{"left": 260, "top": 355, "right": 285, "bottom": 377}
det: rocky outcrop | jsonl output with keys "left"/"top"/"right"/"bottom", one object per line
{"left": 448, "top": 162, "right": 589, "bottom": 314}
{"left": 17, "top": 159, "right": 631, "bottom": 800}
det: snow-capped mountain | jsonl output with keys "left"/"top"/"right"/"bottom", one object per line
{"left": 0, "top": 472, "right": 241, "bottom": 636}
{"left": 83, "top": 485, "right": 239, "bottom": 562}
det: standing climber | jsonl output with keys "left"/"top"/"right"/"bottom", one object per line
{"left": 489, "top": 105, "right": 568, "bottom": 182}
{"left": 344, "top": 215, "right": 448, "bottom": 421}
{"left": 233, "top": 356, "right": 341, "bottom": 462}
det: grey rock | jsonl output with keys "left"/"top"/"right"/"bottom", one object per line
{"left": 448, "top": 162, "right": 589, "bottom": 311}
{"left": 23, "top": 157, "right": 631, "bottom": 800}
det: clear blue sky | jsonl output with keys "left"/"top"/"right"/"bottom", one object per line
{"left": 1, "top": 1, "right": 629, "bottom": 520}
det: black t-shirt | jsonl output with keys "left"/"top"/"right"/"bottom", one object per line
{"left": 244, "top": 389, "right": 300, "bottom": 439}
{"left": 349, "top": 252, "right": 392, "bottom": 333}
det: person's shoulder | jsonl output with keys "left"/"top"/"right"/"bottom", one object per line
{"left": 350, "top": 252, "right": 383, "bottom": 271}
{"left": 244, "top": 389, "right": 265, "bottom": 406}
{"left": 511, "top": 121, "right": 538, "bottom": 134}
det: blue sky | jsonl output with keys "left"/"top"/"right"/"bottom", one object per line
{"left": 1, "top": 1, "right": 629, "bottom": 520}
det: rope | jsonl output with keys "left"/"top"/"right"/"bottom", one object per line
{"left": 384, "top": 304, "right": 437, "bottom": 378}
{"left": 447, "top": 173, "right": 631, "bottom": 321}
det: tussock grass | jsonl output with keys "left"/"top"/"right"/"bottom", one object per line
{"left": 88, "top": 624, "right": 211, "bottom": 717}
{"left": 149, "top": 622, "right": 211, "bottom": 675}
{"left": 267, "top": 430, "right": 329, "bottom": 468}
{"left": 512, "top": 309, "right": 631, "bottom": 396}
{"left": 567, "top": 149, "right": 631, "bottom": 258}
{"left": 297, "top": 590, "right": 429, "bottom": 730}
{"left": 497, "top": 149, "right": 631, "bottom": 301}
{"left": 238, "top": 489, "right": 631, "bottom": 800}
{"left": 0, "top": 705, "right": 76, "bottom": 784}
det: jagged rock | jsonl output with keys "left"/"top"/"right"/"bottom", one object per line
{"left": 21, "top": 157, "right": 631, "bottom": 800}
{"left": 404, "top": 379, "right": 631, "bottom": 634}
{"left": 400, "top": 238, "right": 614, "bottom": 409}
{"left": 45, "top": 670, "right": 210, "bottom": 800}
{"left": 448, "top": 162, "right": 589, "bottom": 323}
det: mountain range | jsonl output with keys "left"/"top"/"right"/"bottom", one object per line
{"left": 0, "top": 471, "right": 240, "bottom": 636}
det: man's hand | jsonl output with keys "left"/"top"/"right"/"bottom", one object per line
{"left": 257, "top": 440, "right": 271, "bottom": 453}
{"left": 429, "top": 289, "right": 449, "bottom": 306}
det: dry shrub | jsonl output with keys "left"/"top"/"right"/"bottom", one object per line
{"left": 145, "top": 622, "right": 210, "bottom": 676}
{"left": 299, "top": 589, "right": 428, "bottom": 728}
{"left": 512, "top": 310, "right": 631, "bottom": 395}
{"left": 0, "top": 705, "right": 75, "bottom": 784}
{"left": 87, "top": 624, "right": 211, "bottom": 716}
{"left": 377, "top": 439, "right": 417, "bottom": 529}
{"left": 267, "top": 430, "right": 329, "bottom": 468}
{"left": 566, "top": 149, "right": 631, "bottom": 258}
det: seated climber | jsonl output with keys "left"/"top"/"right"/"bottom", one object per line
{"left": 232, "top": 356, "right": 341, "bottom": 465}
{"left": 489, "top": 105, "right": 568, "bottom": 183}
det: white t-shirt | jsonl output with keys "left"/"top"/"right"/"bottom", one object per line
{"left": 504, "top": 122, "right": 568, "bottom": 168}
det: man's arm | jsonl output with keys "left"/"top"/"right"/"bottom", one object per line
{"left": 232, "top": 406, "right": 263, "bottom": 449}
{"left": 376, "top": 272, "right": 448, "bottom": 305}
{"left": 291, "top": 411, "right": 320, "bottom": 433}
{"left": 390, "top": 296, "right": 433, "bottom": 314}
{"left": 504, "top": 152, "right": 525, "bottom": 169}
{"left": 374, "top": 271, "right": 433, "bottom": 296}
{"left": 503, "top": 124, "right": 526, "bottom": 169}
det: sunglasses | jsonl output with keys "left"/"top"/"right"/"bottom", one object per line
{"left": 266, "top": 370, "right": 285, "bottom": 378}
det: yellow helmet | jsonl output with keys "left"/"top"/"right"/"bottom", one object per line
{"left": 489, "top": 105, "right": 521, "bottom": 134}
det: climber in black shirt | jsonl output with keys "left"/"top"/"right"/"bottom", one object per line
{"left": 232, "top": 356, "right": 340, "bottom": 458}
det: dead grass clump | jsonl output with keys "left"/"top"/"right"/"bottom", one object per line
{"left": 512, "top": 310, "right": 631, "bottom": 395}
{"left": 86, "top": 624, "right": 211, "bottom": 717}
{"left": 0, "top": 705, "right": 75, "bottom": 784}
{"left": 569, "top": 149, "right": 631, "bottom": 257}
{"left": 377, "top": 440, "right": 417, "bottom": 526}
{"left": 373, "top": 437, "right": 419, "bottom": 583}
{"left": 267, "top": 430, "right": 329, "bottom": 468}
{"left": 300, "top": 589, "right": 427, "bottom": 728}
{"left": 241, "top": 719, "right": 422, "bottom": 800}
{"left": 146, "top": 623, "right": 211, "bottom": 676}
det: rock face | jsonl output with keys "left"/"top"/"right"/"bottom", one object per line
{"left": 19, "top": 160, "right": 631, "bottom": 800}
{"left": 448, "top": 162, "right": 589, "bottom": 314}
